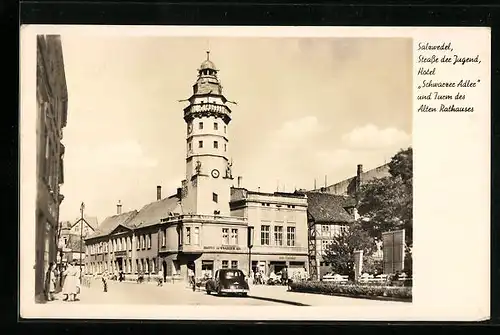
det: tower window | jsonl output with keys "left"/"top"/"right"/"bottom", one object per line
{"left": 198, "top": 141, "right": 203, "bottom": 148}
{"left": 199, "top": 122, "right": 204, "bottom": 130}
{"left": 213, "top": 192, "right": 218, "bottom": 203}
{"left": 224, "top": 143, "right": 227, "bottom": 152}
{"left": 188, "top": 142, "right": 192, "bottom": 151}
{"left": 214, "top": 122, "right": 218, "bottom": 130}
{"left": 224, "top": 125, "right": 227, "bottom": 133}
{"left": 213, "top": 141, "right": 218, "bottom": 149}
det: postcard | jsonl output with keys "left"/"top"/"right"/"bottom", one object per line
{"left": 19, "top": 25, "right": 490, "bottom": 321}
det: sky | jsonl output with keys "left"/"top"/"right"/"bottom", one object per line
{"left": 58, "top": 36, "right": 412, "bottom": 224}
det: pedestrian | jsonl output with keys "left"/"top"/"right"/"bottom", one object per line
{"left": 281, "top": 266, "right": 288, "bottom": 286}
{"left": 188, "top": 267, "right": 195, "bottom": 291}
{"left": 62, "top": 260, "right": 80, "bottom": 302}
{"left": 45, "top": 262, "right": 57, "bottom": 301}
{"left": 157, "top": 269, "right": 163, "bottom": 287}
{"left": 102, "top": 270, "right": 108, "bottom": 292}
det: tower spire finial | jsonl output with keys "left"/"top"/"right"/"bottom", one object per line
{"left": 206, "top": 50, "right": 210, "bottom": 60}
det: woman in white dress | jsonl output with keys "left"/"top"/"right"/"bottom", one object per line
{"left": 62, "top": 260, "right": 80, "bottom": 301}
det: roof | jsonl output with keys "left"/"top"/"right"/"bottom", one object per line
{"left": 200, "top": 59, "right": 217, "bottom": 71}
{"left": 84, "top": 216, "right": 99, "bottom": 230}
{"left": 304, "top": 191, "right": 355, "bottom": 224}
{"left": 66, "top": 236, "right": 85, "bottom": 253}
{"left": 128, "top": 195, "right": 182, "bottom": 229}
{"left": 85, "top": 210, "right": 137, "bottom": 240}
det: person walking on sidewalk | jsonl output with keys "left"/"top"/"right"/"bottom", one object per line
{"left": 62, "top": 260, "right": 80, "bottom": 302}
{"left": 157, "top": 269, "right": 164, "bottom": 286}
{"left": 45, "top": 262, "right": 57, "bottom": 301}
{"left": 188, "top": 267, "right": 196, "bottom": 291}
{"left": 281, "top": 265, "right": 289, "bottom": 286}
{"left": 102, "top": 271, "right": 108, "bottom": 292}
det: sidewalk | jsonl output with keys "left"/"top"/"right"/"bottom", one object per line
{"left": 246, "top": 285, "right": 410, "bottom": 306}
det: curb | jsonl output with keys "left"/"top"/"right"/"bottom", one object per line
{"left": 248, "top": 295, "right": 310, "bottom": 306}
{"left": 288, "top": 290, "right": 412, "bottom": 303}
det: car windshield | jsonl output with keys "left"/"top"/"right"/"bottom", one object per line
{"left": 222, "top": 270, "right": 243, "bottom": 279}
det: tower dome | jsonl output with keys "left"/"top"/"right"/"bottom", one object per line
{"left": 200, "top": 59, "right": 216, "bottom": 71}
{"left": 198, "top": 51, "right": 217, "bottom": 72}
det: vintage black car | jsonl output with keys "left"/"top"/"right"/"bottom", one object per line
{"left": 205, "top": 269, "right": 249, "bottom": 296}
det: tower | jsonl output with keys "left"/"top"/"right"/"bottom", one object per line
{"left": 181, "top": 52, "right": 234, "bottom": 216}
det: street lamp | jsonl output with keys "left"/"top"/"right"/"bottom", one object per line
{"left": 247, "top": 226, "right": 254, "bottom": 278}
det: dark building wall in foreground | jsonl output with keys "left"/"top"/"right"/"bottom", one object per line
{"left": 35, "top": 35, "right": 68, "bottom": 301}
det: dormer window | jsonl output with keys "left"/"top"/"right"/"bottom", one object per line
{"left": 214, "top": 122, "right": 218, "bottom": 130}
{"left": 199, "top": 122, "right": 204, "bottom": 130}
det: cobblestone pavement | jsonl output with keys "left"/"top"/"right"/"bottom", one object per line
{"left": 47, "top": 279, "right": 410, "bottom": 306}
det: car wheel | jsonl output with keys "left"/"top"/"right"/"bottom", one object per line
{"left": 217, "top": 287, "right": 222, "bottom": 296}
{"left": 242, "top": 293, "right": 248, "bottom": 297}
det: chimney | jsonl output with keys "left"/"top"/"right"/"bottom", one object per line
{"left": 357, "top": 164, "right": 363, "bottom": 176}
{"left": 356, "top": 164, "right": 363, "bottom": 196}
{"left": 237, "top": 176, "right": 242, "bottom": 188}
{"left": 117, "top": 200, "right": 122, "bottom": 215}
{"left": 157, "top": 185, "right": 162, "bottom": 201}
{"left": 176, "top": 187, "right": 182, "bottom": 199}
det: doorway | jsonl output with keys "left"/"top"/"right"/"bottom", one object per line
{"left": 269, "top": 261, "right": 286, "bottom": 275}
{"left": 117, "top": 258, "right": 123, "bottom": 272}
{"left": 162, "top": 261, "right": 168, "bottom": 280}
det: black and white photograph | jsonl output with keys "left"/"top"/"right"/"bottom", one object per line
{"left": 20, "top": 26, "right": 489, "bottom": 321}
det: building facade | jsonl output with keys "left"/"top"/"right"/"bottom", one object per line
{"left": 302, "top": 191, "right": 356, "bottom": 279}
{"left": 230, "top": 188, "right": 309, "bottom": 278}
{"left": 85, "top": 54, "right": 310, "bottom": 281}
{"left": 35, "top": 35, "right": 68, "bottom": 301}
{"left": 58, "top": 216, "right": 98, "bottom": 266}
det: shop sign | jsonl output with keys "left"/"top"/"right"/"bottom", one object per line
{"left": 203, "top": 245, "right": 242, "bottom": 251}
{"left": 115, "top": 251, "right": 126, "bottom": 256}
{"left": 279, "top": 256, "right": 296, "bottom": 260}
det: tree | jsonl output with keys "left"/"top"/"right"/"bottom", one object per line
{"left": 357, "top": 147, "right": 413, "bottom": 248}
{"left": 362, "top": 255, "right": 383, "bottom": 275}
{"left": 323, "top": 223, "right": 376, "bottom": 280}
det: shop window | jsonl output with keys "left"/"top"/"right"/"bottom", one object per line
{"left": 231, "top": 261, "right": 238, "bottom": 269}
{"left": 222, "top": 260, "right": 229, "bottom": 269}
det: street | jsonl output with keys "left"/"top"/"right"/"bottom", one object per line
{"left": 48, "top": 278, "right": 410, "bottom": 306}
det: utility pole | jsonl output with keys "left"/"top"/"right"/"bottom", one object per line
{"left": 79, "top": 202, "right": 84, "bottom": 279}
{"left": 70, "top": 202, "right": 89, "bottom": 281}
